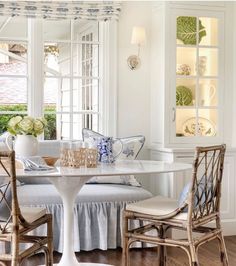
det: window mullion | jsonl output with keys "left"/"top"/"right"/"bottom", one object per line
{"left": 28, "top": 18, "right": 44, "bottom": 118}
{"left": 70, "top": 20, "right": 73, "bottom": 139}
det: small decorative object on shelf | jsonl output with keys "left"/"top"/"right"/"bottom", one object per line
{"left": 177, "top": 16, "right": 206, "bottom": 45}
{"left": 176, "top": 64, "right": 191, "bottom": 75}
{"left": 6, "top": 116, "right": 47, "bottom": 157}
{"left": 182, "top": 117, "right": 216, "bottom": 136}
{"left": 176, "top": 85, "right": 193, "bottom": 106}
{"left": 196, "top": 56, "right": 207, "bottom": 76}
{"left": 200, "top": 83, "right": 216, "bottom": 106}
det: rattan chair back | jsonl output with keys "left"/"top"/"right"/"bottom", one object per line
{"left": 0, "top": 151, "right": 22, "bottom": 233}
{"left": 186, "top": 145, "right": 226, "bottom": 223}
{"left": 0, "top": 150, "right": 53, "bottom": 266}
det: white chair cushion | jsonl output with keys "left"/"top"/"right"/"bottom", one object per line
{"left": 126, "top": 196, "right": 187, "bottom": 220}
{"left": 21, "top": 206, "right": 47, "bottom": 223}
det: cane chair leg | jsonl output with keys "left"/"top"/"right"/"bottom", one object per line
{"left": 157, "top": 225, "right": 166, "bottom": 266}
{"left": 181, "top": 246, "right": 193, "bottom": 266}
{"left": 11, "top": 260, "right": 19, "bottom": 266}
{"left": 47, "top": 217, "right": 53, "bottom": 266}
{"left": 11, "top": 257, "right": 19, "bottom": 266}
{"left": 157, "top": 246, "right": 166, "bottom": 266}
{"left": 122, "top": 213, "right": 129, "bottom": 266}
{"left": 126, "top": 240, "right": 135, "bottom": 266}
{"left": 217, "top": 234, "right": 229, "bottom": 266}
{"left": 189, "top": 244, "right": 199, "bottom": 266}
{"left": 123, "top": 238, "right": 130, "bottom": 266}
{"left": 44, "top": 248, "right": 50, "bottom": 266}
{"left": 216, "top": 218, "right": 229, "bottom": 266}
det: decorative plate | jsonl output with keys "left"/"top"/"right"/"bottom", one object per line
{"left": 182, "top": 117, "right": 216, "bottom": 136}
{"left": 176, "top": 16, "right": 206, "bottom": 45}
{"left": 176, "top": 85, "right": 193, "bottom": 106}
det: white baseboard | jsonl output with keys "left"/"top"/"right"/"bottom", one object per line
{"left": 221, "top": 219, "right": 236, "bottom": 236}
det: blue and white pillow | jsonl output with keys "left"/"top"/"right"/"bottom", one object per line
{"left": 82, "top": 128, "right": 145, "bottom": 186}
{"left": 82, "top": 128, "right": 145, "bottom": 160}
{"left": 86, "top": 175, "right": 141, "bottom": 187}
{"left": 178, "top": 180, "right": 214, "bottom": 212}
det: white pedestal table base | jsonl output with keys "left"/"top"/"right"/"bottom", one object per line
{"left": 49, "top": 176, "right": 113, "bottom": 266}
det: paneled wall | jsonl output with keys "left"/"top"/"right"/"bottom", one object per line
{"left": 117, "top": 2, "right": 152, "bottom": 153}
{"left": 117, "top": 1, "right": 152, "bottom": 189}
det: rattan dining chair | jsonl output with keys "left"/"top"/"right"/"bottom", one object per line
{"left": 0, "top": 151, "right": 53, "bottom": 266}
{"left": 123, "top": 145, "right": 228, "bottom": 266}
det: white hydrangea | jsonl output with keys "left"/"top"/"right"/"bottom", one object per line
{"left": 7, "top": 116, "right": 47, "bottom": 137}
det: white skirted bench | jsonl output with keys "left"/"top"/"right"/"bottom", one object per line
{"left": 18, "top": 183, "right": 152, "bottom": 252}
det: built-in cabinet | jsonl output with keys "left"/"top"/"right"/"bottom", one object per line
{"left": 150, "top": 1, "right": 233, "bottom": 148}
{"left": 149, "top": 2, "right": 236, "bottom": 235}
{"left": 174, "top": 13, "right": 221, "bottom": 141}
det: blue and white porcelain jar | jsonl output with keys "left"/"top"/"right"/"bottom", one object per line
{"left": 97, "top": 137, "right": 115, "bottom": 163}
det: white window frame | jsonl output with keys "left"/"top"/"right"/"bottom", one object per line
{"left": 0, "top": 17, "right": 29, "bottom": 118}
{"left": 78, "top": 22, "right": 99, "bottom": 131}
{"left": 29, "top": 19, "right": 117, "bottom": 140}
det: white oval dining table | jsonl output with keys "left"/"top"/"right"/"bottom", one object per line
{"left": 14, "top": 160, "right": 192, "bottom": 266}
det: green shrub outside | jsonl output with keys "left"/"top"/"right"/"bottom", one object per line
{"left": 44, "top": 107, "right": 57, "bottom": 140}
{"left": 0, "top": 104, "right": 56, "bottom": 140}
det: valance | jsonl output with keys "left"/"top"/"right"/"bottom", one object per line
{"left": 0, "top": 1, "right": 121, "bottom": 20}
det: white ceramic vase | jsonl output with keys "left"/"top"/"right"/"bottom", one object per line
{"left": 7, "top": 135, "right": 38, "bottom": 157}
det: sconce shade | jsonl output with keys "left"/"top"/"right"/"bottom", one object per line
{"left": 131, "top": 27, "right": 146, "bottom": 45}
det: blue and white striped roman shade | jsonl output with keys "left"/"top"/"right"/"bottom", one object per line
{"left": 0, "top": 1, "right": 121, "bottom": 20}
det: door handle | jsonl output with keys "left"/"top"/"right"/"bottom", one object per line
{"left": 172, "top": 107, "right": 176, "bottom": 122}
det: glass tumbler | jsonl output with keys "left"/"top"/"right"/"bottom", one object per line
{"left": 68, "top": 140, "right": 83, "bottom": 168}
{"left": 60, "top": 141, "right": 70, "bottom": 166}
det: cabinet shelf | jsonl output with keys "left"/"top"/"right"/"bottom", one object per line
{"left": 176, "top": 106, "right": 217, "bottom": 109}
{"left": 176, "top": 44, "right": 219, "bottom": 49}
{"left": 176, "top": 75, "right": 218, "bottom": 79}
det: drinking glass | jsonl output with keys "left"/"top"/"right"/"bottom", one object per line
{"left": 60, "top": 141, "right": 70, "bottom": 166}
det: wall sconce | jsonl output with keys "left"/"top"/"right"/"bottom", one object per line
{"left": 127, "top": 26, "right": 146, "bottom": 70}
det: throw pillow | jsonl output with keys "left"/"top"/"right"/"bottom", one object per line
{"left": 82, "top": 128, "right": 145, "bottom": 160}
{"left": 178, "top": 179, "right": 214, "bottom": 212}
{"left": 87, "top": 175, "right": 141, "bottom": 187}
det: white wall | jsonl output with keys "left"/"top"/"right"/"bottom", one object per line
{"left": 117, "top": 1, "right": 152, "bottom": 159}
{"left": 117, "top": 1, "right": 153, "bottom": 189}
{"left": 231, "top": 3, "right": 236, "bottom": 147}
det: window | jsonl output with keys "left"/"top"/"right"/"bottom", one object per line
{"left": 0, "top": 17, "right": 28, "bottom": 134}
{"left": 0, "top": 18, "right": 116, "bottom": 140}
{"left": 43, "top": 20, "right": 100, "bottom": 140}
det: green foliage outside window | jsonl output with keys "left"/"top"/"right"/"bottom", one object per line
{"left": 0, "top": 104, "right": 56, "bottom": 140}
{"left": 44, "top": 106, "right": 57, "bottom": 140}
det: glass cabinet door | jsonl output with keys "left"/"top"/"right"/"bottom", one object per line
{"left": 175, "top": 16, "right": 218, "bottom": 138}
